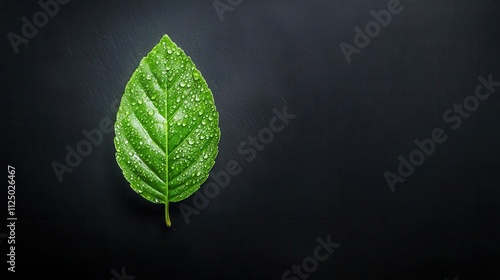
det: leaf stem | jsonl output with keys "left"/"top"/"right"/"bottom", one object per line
{"left": 165, "top": 200, "right": 171, "bottom": 227}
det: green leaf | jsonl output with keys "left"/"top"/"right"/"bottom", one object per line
{"left": 113, "top": 35, "right": 220, "bottom": 227}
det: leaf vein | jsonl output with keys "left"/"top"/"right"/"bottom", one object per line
{"left": 126, "top": 94, "right": 166, "bottom": 156}
{"left": 169, "top": 113, "right": 205, "bottom": 156}
{"left": 120, "top": 118, "right": 166, "bottom": 187}
{"left": 169, "top": 136, "right": 215, "bottom": 185}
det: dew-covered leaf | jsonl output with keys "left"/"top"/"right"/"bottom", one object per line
{"left": 114, "top": 35, "right": 220, "bottom": 227}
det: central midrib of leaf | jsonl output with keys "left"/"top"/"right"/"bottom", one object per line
{"left": 165, "top": 62, "right": 170, "bottom": 227}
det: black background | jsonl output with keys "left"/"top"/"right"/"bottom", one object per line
{"left": 1, "top": 0, "right": 500, "bottom": 279}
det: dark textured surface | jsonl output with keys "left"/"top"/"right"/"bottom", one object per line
{"left": 1, "top": 0, "right": 500, "bottom": 279}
